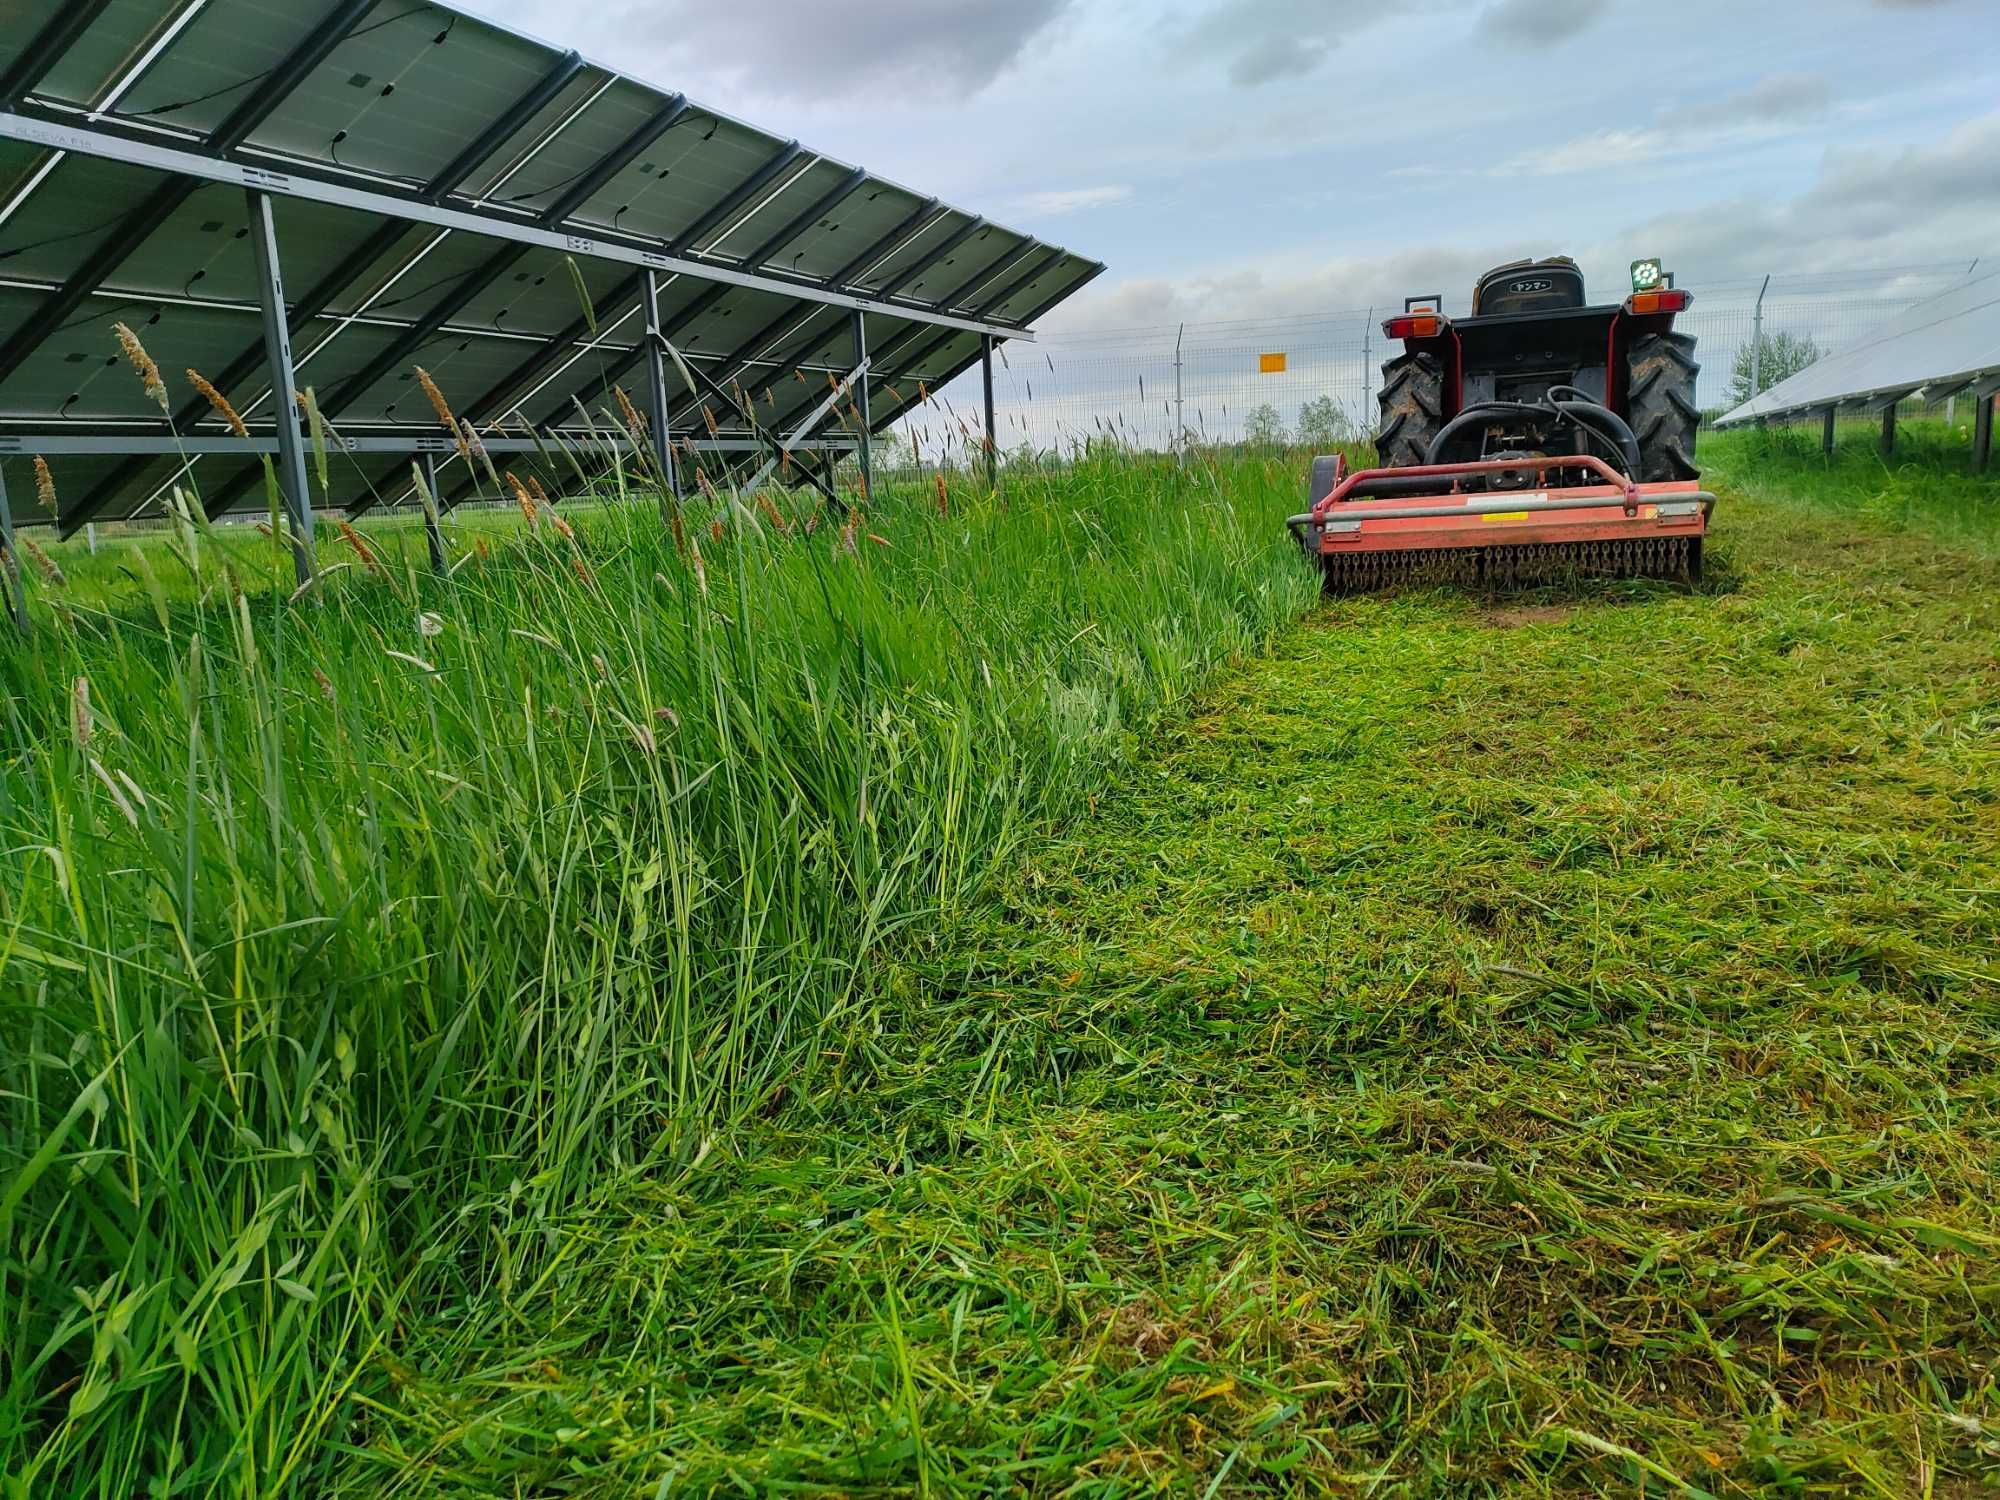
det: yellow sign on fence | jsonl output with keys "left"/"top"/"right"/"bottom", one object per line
{"left": 1258, "top": 352, "right": 1287, "bottom": 374}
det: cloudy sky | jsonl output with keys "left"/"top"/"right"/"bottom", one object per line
{"left": 462, "top": 0, "right": 1995, "bottom": 334}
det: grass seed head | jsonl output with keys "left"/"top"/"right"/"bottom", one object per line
{"left": 71, "top": 676, "right": 92, "bottom": 749}
{"left": 416, "top": 367, "right": 458, "bottom": 433}
{"left": 934, "top": 470, "right": 948, "bottom": 516}
{"left": 113, "top": 322, "right": 168, "bottom": 410}
{"left": 614, "top": 385, "right": 644, "bottom": 435}
{"left": 33, "top": 455, "right": 57, "bottom": 512}
{"left": 507, "top": 472, "right": 540, "bottom": 529}
{"left": 186, "top": 369, "right": 249, "bottom": 438}
{"left": 22, "top": 534, "right": 66, "bottom": 587}
{"left": 336, "top": 520, "right": 385, "bottom": 578}
{"left": 690, "top": 538, "right": 707, "bottom": 596}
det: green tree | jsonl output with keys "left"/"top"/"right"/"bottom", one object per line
{"left": 872, "top": 426, "right": 909, "bottom": 472}
{"left": 1296, "top": 395, "right": 1351, "bottom": 448}
{"left": 1244, "top": 402, "right": 1287, "bottom": 447}
{"left": 1728, "top": 330, "right": 1821, "bottom": 408}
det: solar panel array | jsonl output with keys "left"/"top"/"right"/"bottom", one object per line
{"left": 1715, "top": 270, "right": 2000, "bottom": 439}
{"left": 0, "top": 0, "right": 1103, "bottom": 531}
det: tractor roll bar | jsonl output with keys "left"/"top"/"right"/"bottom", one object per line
{"left": 1311, "top": 453, "right": 1641, "bottom": 515}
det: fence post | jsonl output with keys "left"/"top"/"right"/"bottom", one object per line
{"left": 1173, "top": 322, "right": 1185, "bottom": 466}
{"left": 1750, "top": 273, "right": 1770, "bottom": 420}
{"left": 1361, "top": 306, "right": 1372, "bottom": 437}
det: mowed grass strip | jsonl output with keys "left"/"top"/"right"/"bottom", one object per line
{"left": 357, "top": 448, "right": 2000, "bottom": 1495}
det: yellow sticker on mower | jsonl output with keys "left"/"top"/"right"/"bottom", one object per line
{"left": 1479, "top": 511, "right": 1532, "bottom": 523}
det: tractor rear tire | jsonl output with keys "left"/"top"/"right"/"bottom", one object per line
{"left": 1627, "top": 332, "right": 1701, "bottom": 482}
{"left": 1375, "top": 351, "right": 1443, "bottom": 469}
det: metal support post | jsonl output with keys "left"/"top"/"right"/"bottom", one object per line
{"left": 641, "top": 269, "right": 679, "bottom": 501}
{"left": 420, "top": 452, "right": 445, "bottom": 574}
{"left": 1975, "top": 391, "right": 1994, "bottom": 475}
{"left": 0, "top": 464, "right": 26, "bottom": 633}
{"left": 851, "top": 310, "right": 872, "bottom": 501}
{"left": 1750, "top": 273, "right": 1769, "bottom": 402}
{"left": 1174, "top": 322, "right": 1186, "bottom": 465}
{"left": 1360, "top": 308, "right": 1371, "bottom": 437}
{"left": 245, "top": 189, "right": 314, "bottom": 587}
{"left": 1880, "top": 401, "right": 1896, "bottom": 455}
{"left": 980, "top": 334, "right": 997, "bottom": 490}
{"left": 1822, "top": 405, "right": 1836, "bottom": 457}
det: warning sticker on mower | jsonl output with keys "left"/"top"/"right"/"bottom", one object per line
{"left": 1479, "top": 511, "right": 1532, "bottom": 522}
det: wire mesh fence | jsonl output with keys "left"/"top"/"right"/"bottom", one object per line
{"left": 914, "top": 260, "right": 1985, "bottom": 463}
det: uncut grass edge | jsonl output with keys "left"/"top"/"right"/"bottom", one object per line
{"left": 0, "top": 441, "right": 1322, "bottom": 1493}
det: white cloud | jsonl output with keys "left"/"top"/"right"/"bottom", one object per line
{"left": 468, "top": 0, "right": 1075, "bottom": 103}
{"left": 1045, "top": 110, "right": 2000, "bottom": 334}
{"left": 1012, "top": 185, "right": 1133, "bottom": 216}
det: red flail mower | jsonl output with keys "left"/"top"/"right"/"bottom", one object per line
{"left": 1290, "top": 256, "right": 1717, "bottom": 592}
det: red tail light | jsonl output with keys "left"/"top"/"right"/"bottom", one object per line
{"left": 1626, "top": 289, "right": 1691, "bottom": 315}
{"left": 1384, "top": 314, "right": 1445, "bottom": 339}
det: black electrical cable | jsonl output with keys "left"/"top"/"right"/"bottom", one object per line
{"left": 123, "top": 7, "right": 440, "bottom": 121}
{"left": 1425, "top": 394, "right": 1642, "bottom": 478}
{"left": 0, "top": 213, "right": 133, "bottom": 262}
{"left": 497, "top": 113, "right": 716, "bottom": 208}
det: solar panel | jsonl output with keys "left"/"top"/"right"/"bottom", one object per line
{"left": 0, "top": 0, "right": 1104, "bottom": 542}
{"left": 1716, "top": 271, "right": 2000, "bottom": 436}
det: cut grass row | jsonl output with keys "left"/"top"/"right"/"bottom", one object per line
{"left": 3, "top": 411, "right": 1993, "bottom": 1494}
{"left": 344, "top": 430, "right": 1998, "bottom": 1494}
{"left": 0, "top": 443, "right": 1314, "bottom": 1494}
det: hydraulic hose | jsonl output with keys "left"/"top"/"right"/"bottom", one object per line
{"left": 1424, "top": 397, "right": 1642, "bottom": 479}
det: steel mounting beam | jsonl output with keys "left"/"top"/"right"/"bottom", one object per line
{"left": 968, "top": 247, "right": 1069, "bottom": 319}
{"left": 873, "top": 216, "right": 987, "bottom": 301}
{"left": 667, "top": 140, "right": 804, "bottom": 255}
{"left": 827, "top": 197, "right": 939, "bottom": 289}
{"left": 0, "top": 0, "right": 116, "bottom": 107}
{"left": 729, "top": 165, "right": 867, "bottom": 279}
{"left": 538, "top": 93, "right": 689, "bottom": 224}
{"left": 431, "top": 50, "right": 588, "bottom": 206}
{"left": 0, "top": 113, "right": 1032, "bottom": 342}
{"left": 0, "top": 462, "right": 25, "bottom": 631}
{"left": 245, "top": 189, "right": 313, "bottom": 582}
{"left": 70, "top": 50, "right": 592, "bottom": 528}
{"left": 933, "top": 241, "right": 1039, "bottom": 314}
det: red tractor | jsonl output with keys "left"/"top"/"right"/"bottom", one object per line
{"left": 1291, "top": 256, "right": 1715, "bottom": 591}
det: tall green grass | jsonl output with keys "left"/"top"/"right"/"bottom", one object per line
{"left": 0, "top": 429, "right": 1316, "bottom": 1492}
{"left": 1701, "top": 415, "right": 2000, "bottom": 554}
